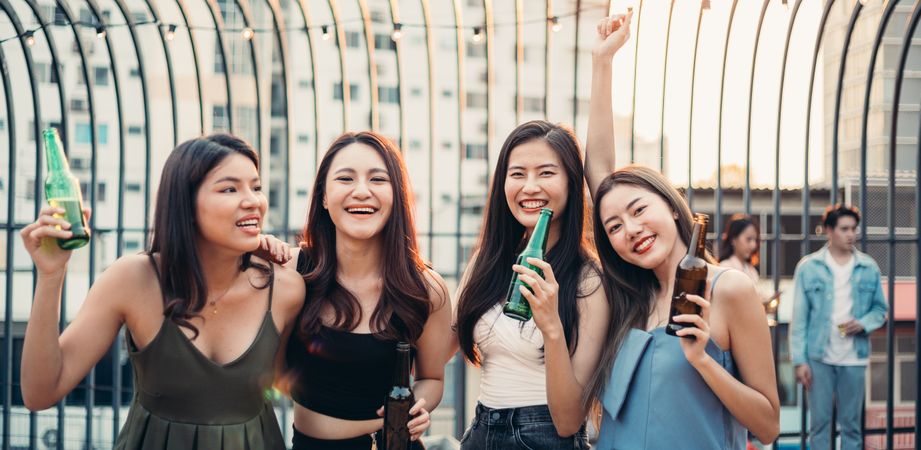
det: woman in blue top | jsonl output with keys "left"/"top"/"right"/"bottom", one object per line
{"left": 581, "top": 13, "right": 780, "bottom": 449}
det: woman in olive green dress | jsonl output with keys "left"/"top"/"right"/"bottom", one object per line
{"left": 19, "top": 134, "right": 305, "bottom": 449}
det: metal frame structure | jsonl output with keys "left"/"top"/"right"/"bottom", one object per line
{"left": 0, "top": 1, "right": 918, "bottom": 448}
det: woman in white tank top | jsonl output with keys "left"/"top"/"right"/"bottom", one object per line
{"left": 452, "top": 120, "right": 609, "bottom": 450}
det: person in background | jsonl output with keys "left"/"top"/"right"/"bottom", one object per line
{"left": 791, "top": 204, "right": 888, "bottom": 450}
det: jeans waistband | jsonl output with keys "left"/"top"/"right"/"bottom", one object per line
{"left": 474, "top": 402, "right": 555, "bottom": 426}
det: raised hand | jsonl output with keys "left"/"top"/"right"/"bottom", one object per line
{"left": 20, "top": 206, "right": 91, "bottom": 277}
{"left": 592, "top": 10, "right": 634, "bottom": 60}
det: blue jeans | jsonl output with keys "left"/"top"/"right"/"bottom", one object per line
{"left": 459, "top": 403, "right": 589, "bottom": 450}
{"left": 806, "top": 361, "right": 866, "bottom": 450}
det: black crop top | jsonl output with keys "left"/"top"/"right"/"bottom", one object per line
{"left": 285, "top": 326, "right": 400, "bottom": 420}
{"left": 285, "top": 249, "right": 406, "bottom": 420}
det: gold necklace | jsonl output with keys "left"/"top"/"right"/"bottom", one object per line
{"left": 207, "top": 271, "right": 242, "bottom": 315}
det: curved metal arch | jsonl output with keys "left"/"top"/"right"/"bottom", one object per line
{"left": 260, "top": 0, "right": 291, "bottom": 239}
{"left": 830, "top": 0, "right": 864, "bottom": 205}
{"left": 658, "top": 0, "right": 675, "bottom": 171}
{"left": 483, "top": 0, "right": 494, "bottom": 167}
{"left": 420, "top": 0, "right": 436, "bottom": 257}
{"left": 571, "top": 0, "right": 582, "bottom": 127}
{"left": 886, "top": 5, "right": 921, "bottom": 448}
{"left": 0, "top": 24, "right": 15, "bottom": 450}
{"left": 22, "top": 0, "right": 68, "bottom": 145}
{"left": 387, "top": 0, "right": 406, "bottom": 149}
{"left": 292, "top": 0, "right": 321, "bottom": 167}
{"left": 0, "top": 6, "right": 41, "bottom": 446}
{"left": 85, "top": 0, "right": 137, "bottom": 435}
{"left": 628, "top": 0, "right": 644, "bottom": 163}
{"left": 327, "top": 0, "right": 349, "bottom": 131}
{"left": 515, "top": 0, "right": 523, "bottom": 122}
{"left": 859, "top": 0, "right": 900, "bottom": 253}
{"left": 714, "top": 0, "right": 739, "bottom": 256}
{"left": 230, "top": 0, "right": 264, "bottom": 152}
{"left": 744, "top": 0, "right": 771, "bottom": 214}
{"left": 773, "top": 0, "right": 804, "bottom": 295}
{"left": 202, "top": 0, "right": 234, "bottom": 131}
{"left": 357, "top": 0, "right": 379, "bottom": 131}
{"left": 138, "top": 0, "right": 180, "bottom": 144}
{"left": 685, "top": 2, "right": 704, "bottom": 209}
{"left": 544, "top": 0, "right": 553, "bottom": 117}
{"left": 170, "top": 0, "right": 206, "bottom": 135}
{"left": 801, "top": 0, "right": 836, "bottom": 288}
{"left": 451, "top": 0, "right": 467, "bottom": 438}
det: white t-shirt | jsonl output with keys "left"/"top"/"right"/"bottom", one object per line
{"left": 474, "top": 303, "right": 548, "bottom": 408}
{"left": 821, "top": 251, "right": 866, "bottom": 366}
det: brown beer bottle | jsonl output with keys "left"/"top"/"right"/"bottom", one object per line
{"left": 666, "top": 214, "right": 709, "bottom": 337}
{"left": 382, "top": 342, "right": 414, "bottom": 450}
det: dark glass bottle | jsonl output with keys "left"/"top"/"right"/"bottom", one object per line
{"left": 666, "top": 213, "right": 709, "bottom": 337}
{"left": 382, "top": 342, "right": 414, "bottom": 450}
{"left": 503, "top": 208, "right": 553, "bottom": 321}
{"left": 43, "top": 128, "right": 90, "bottom": 250}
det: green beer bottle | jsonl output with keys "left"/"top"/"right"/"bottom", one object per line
{"left": 43, "top": 128, "right": 90, "bottom": 250}
{"left": 503, "top": 207, "right": 553, "bottom": 321}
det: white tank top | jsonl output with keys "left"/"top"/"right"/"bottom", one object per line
{"left": 474, "top": 303, "right": 548, "bottom": 408}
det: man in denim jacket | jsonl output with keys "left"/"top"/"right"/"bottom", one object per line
{"left": 790, "top": 204, "right": 888, "bottom": 450}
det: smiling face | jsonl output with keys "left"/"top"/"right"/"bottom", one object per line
{"left": 323, "top": 142, "right": 395, "bottom": 242}
{"left": 503, "top": 139, "right": 568, "bottom": 230}
{"left": 732, "top": 224, "right": 759, "bottom": 261}
{"left": 598, "top": 183, "right": 684, "bottom": 271}
{"left": 194, "top": 152, "right": 266, "bottom": 254}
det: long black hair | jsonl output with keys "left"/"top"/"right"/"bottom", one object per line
{"left": 719, "top": 213, "right": 759, "bottom": 267}
{"left": 148, "top": 133, "right": 270, "bottom": 338}
{"left": 296, "top": 131, "right": 432, "bottom": 344}
{"left": 455, "top": 120, "right": 596, "bottom": 365}
{"left": 585, "top": 165, "right": 713, "bottom": 405}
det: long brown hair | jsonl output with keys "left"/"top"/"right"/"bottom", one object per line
{"left": 455, "top": 120, "right": 597, "bottom": 366}
{"left": 719, "top": 213, "right": 760, "bottom": 267}
{"left": 148, "top": 134, "right": 270, "bottom": 338}
{"left": 583, "top": 165, "right": 713, "bottom": 405}
{"left": 296, "top": 131, "right": 431, "bottom": 344}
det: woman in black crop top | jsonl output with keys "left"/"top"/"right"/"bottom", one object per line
{"left": 278, "top": 131, "right": 453, "bottom": 450}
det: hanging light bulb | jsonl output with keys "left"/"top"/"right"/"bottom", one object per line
{"left": 550, "top": 16, "right": 562, "bottom": 32}
{"left": 165, "top": 24, "right": 176, "bottom": 41}
{"left": 391, "top": 22, "right": 402, "bottom": 41}
{"left": 472, "top": 26, "right": 483, "bottom": 43}
{"left": 242, "top": 27, "right": 255, "bottom": 40}
{"left": 321, "top": 24, "right": 331, "bottom": 41}
{"left": 702, "top": 0, "right": 711, "bottom": 10}
{"left": 781, "top": 0, "right": 789, "bottom": 11}
{"left": 24, "top": 30, "right": 36, "bottom": 47}
{"left": 95, "top": 24, "right": 106, "bottom": 39}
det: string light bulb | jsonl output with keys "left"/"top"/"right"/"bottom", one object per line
{"left": 550, "top": 16, "right": 561, "bottom": 32}
{"left": 321, "top": 25, "right": 331, "bottom": 41}
{"left": 95, "top": 24, "right": 106, "bottom": 39}
{"left": 242, "top": 27, "right": 254, "bottom": 40}
{"left": 391, "top": 22, "right": 402, "bottom": 41}
{"left": 702, "top": 0, "right": 711, "bottom": 10}
{"left": 165, "top": 24, "right": 176, "bottom": 41}
{"left": 472, "top": 26, "right": 483, "bottom": 43}
{"left": 781, "top": 0, "right": 789, "bottom": 11}
{"left": 24, "top": 30, "right": 35, "bottom": 47}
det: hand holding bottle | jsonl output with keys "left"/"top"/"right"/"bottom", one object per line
{"left": 513, "top": 258, "right": 563, "bottom": 340}
{"left": 20, "top": 205, "right": 92, "bottom": 277}
{"left": 672, "top": 292, "right": 712, "bottom": 368}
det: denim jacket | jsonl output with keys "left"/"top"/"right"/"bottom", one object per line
{"left": 790, "top": 245, "right": 888, "bottom": 366}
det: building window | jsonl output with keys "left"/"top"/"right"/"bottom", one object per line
{"left": 342, "top": 31, "right": 361, "bottom": 48}
{"left": 212, "top": 105, "right": 228, "bottom": 131}
{"left": 94, "top": 67, "right": 109, "bottom": 86}
{"left": 297, "top": 134, "right": 310, "bottom": 144}
{"left": 466, "top": 92, "right": 487, "bottom": 109}
{"left": 333, "top": 82, "right": 360, "bottom": 101}
{"left": 75, "top": 123, "right": 108, "bottom": 145}
{"left": 465, "top": 143, "right": 487, "bottom": 160}
{"left": 410, "top": 87, "right": 422, "bottom": 97}
{"left": 125, "top": 183, "right": 141, "bottom": 192}
{"left": 466, "top": 44, "right": 485, "bottom": 58}
{"left": 374, "top": 33, "right": 395, "bottom": 51}
{"left": 128, "top": 125, "right": 143, "bottom": 135}
{"left": 379, "top": 86, "right": 400, "bottom": 104}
